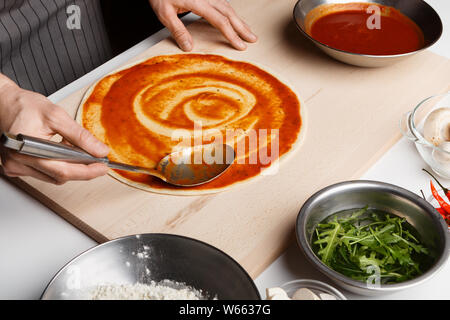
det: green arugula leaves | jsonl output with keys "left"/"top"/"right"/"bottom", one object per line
{"left": 313, "top": 206, "right": 433, "bottom": 284}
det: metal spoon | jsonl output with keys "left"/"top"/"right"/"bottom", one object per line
{"left": 1, "top": 133, "right": 235, "bottom": 187}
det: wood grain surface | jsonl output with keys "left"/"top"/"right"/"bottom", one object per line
{"left": 5, "top": 0, "right": 450, "bottom": 278}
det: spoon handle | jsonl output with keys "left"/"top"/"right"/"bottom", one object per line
{"left": 1, "top": 132, "right": 166, "bottom": 181}
{"left": 1, "top": 132, "right": 108, "bottom": 164}
{"left": 107, "top": 161, "right": 166, "bottom": 181}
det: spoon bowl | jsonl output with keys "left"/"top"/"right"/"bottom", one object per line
{"left": 156, "top": 143, "right": 236, "bottom": 187}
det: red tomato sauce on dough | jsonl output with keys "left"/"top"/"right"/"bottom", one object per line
{"left": 82, "top": 54, "right": 303, "bottom": 191}
{"left": 308, "top": 3, "right": 425, "bottom": 55}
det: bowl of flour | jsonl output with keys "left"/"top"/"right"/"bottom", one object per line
{"left": 41, "top": 233, "right": 260, "bottom": 300}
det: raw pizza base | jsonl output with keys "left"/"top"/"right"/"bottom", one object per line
{"left": 76, "top": 53, "right": 307, "bottom": 196}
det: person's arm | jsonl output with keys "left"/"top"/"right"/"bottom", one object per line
{"left": 149, "top": 0, "right": 257, "bottom": 51}
{"left": 0, "top": 73, "right": 109, "bottom": 185}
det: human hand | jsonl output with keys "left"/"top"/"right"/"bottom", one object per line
{"left": 0, "top": 76, "right": 109, "bottom": 185}
{"left": 149, "top": 0, "right": 257, "bottom": 51}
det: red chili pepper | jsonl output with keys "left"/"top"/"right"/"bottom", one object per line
{"left": 430, "top": 180, "right": 450, "bottom": 215}
{"left": 423, "top": 169, "right": 450, "bottom": 202}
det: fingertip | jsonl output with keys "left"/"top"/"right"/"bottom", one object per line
{"left": 235, "top": 40, "right": 247, "bottom": 50}
{"left": 248, "top": 32, "right": 258, "bottom": 42}
{"left": 238, "top": 28, "right": 257, "bottom": 43}
{"left": 88, "top": 139, "right": 110, "bottom": 158}
{"left": 179, "top": 39, "right": 193, "bottom": 52}
{"left": 96, "top": 142, "right": 110, "bottom": 157}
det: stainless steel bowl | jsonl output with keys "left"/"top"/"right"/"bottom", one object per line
{"left": 296, "top": 180, "right": 449, "bottom": 296}
{"left": 293, "top": 0, "right": 443, "bottom": 67}
{"left": 41, "top": 233, "right": 260, "bottom": 300}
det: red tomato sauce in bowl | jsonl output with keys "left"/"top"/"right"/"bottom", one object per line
{"left": 305, "top": 3, "right": 425, "bottom": 55}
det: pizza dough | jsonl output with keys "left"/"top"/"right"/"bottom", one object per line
{"left": 77, "top": 54, "right": 306, "bottom": 195}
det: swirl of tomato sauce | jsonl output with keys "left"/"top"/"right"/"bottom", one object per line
{"left": 81, "top": 54, "right": 302, "bottom": 191}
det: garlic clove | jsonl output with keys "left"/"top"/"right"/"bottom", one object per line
{"left": 266, "top": 287, "right": 291, "bottom": 300}
{"left": 291, "top": 288, "right": 320, "bottom": 300}
{"left": 270, "top": 294, "right": 292, "bottom": 300}
{"left": 423, "top": 108, "right": 450, "bottom": 146}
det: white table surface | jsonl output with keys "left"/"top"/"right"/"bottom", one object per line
{"left": 0, "top": 1, "right": 448, "bottom": 300}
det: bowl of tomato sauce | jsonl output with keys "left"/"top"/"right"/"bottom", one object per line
{"left": 293, "top": 0, "right": 442, "bottom": 67}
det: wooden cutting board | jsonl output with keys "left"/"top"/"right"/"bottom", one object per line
{"left": 5, "top": 0, "right": 450, "bottom": 278}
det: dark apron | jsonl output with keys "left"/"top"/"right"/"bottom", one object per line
{"left": 0, "top": 0, "right": 112, "bottom": 95}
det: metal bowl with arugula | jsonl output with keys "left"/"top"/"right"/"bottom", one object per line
{"left": 296, "top": 180, "right": 449, "bottom": 295}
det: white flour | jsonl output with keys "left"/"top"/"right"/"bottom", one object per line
{"left": 87, "top": 280, "right": 206, "bottom": 300}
